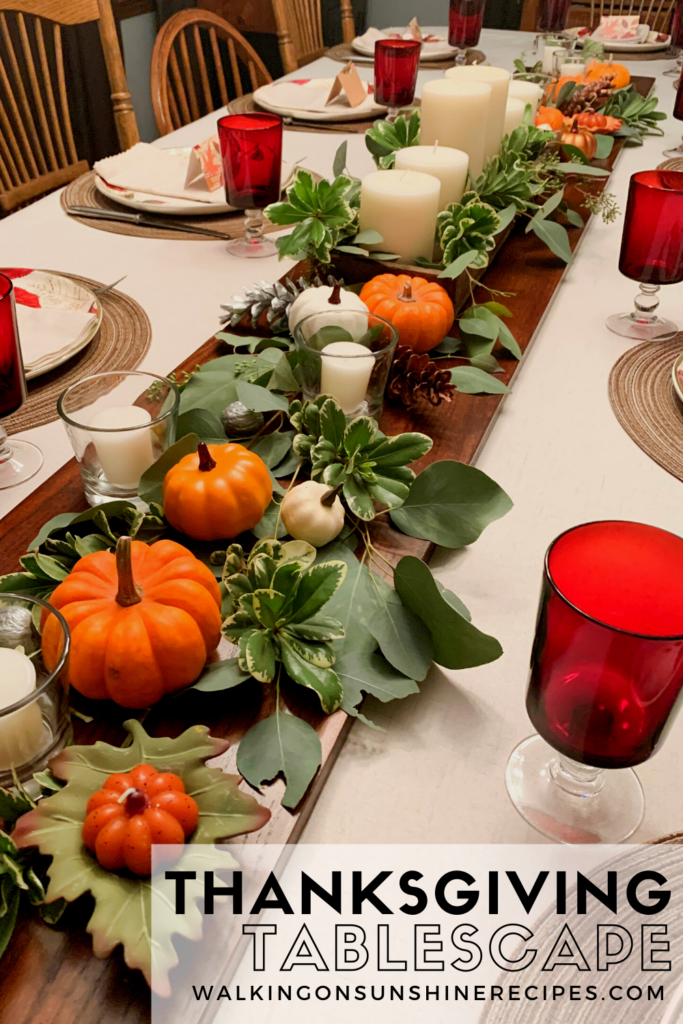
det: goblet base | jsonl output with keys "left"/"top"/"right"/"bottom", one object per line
{"left": 606, "top": 311, "right": 678, "bottom": 342}
{"left": 0, "top": 439, "right": 43, "bottom": 489}
{"left": 506, "top": 734, "right": 645, "bottom": 844}
{"left": 227, "top": 236, "right": 278, "bottom": 259}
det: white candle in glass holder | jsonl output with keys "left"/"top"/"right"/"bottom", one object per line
{"left": 543, "top": 45, "right": 567, "bottom": 73}
{"left": 358, "top": 169, "right": 441, "bottom": 262}
{"left": 560, "top": 60, "right": 586, "bottom": 78}
{"left": 320, "top": 342, "right": 375, "bottom": 414}
{"left": 504, "top": 98, "right": 527, "bottom": 136}
{"left": 508, "top": 79, "right": 542, "bottom": 116}
{"left": 0, "top": 648, "right": 44, "bottom": 771}
{"left": 445, "top": 65, "right": 511, "bottom": 162}
{"left": 394, "top": 145, "right": 469, "bottom": 211}
{"left": 90, "top": 406, "right": 155, "bottom": 489}
{"left": 419, "top": 79, "right": 491, "bottom": 179}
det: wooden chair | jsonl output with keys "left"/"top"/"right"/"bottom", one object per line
{"left": 271, "top": 0, "right": 356, "bottom": 74}
{"left": 0, "top": 0, "right": 139, "bottom": 214}
{"left": 150, "top": 8, "right": 273, "bottom": 137}
{"left": 521, "top": 0, "right": 674, "bottom": 32}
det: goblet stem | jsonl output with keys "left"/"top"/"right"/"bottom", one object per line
{"left": 385, "top": 106, "right": 401, "bottom": 123}
{"left": 663, "top": 50, "right": 682, "bottom": 77}
{"left": 606, "top": 282, "right": 678, "bottom": 341}
{"left": 226, "top": 208, "right": 277, "bottom": 259}
{"left": 550, "top": 754, "right": 604, "bottom": 799}
{"left": 0, "top": 424, "right": 43, "bottom": 489}
{"left": 663, "top": 133, "right": 683, "bottom": 158}
{"left": 455, "top": 48, "right": 468, "bottom": 65}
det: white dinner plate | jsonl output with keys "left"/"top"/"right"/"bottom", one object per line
{"left": 574, "top": 29, "right": 671, "bottom": 52}
{"left": 2, "top": 269, "right": 103, "bottom": 380}
{"left": 352, "top": 25, "right": 457, "bottom": 60}
{"left": 671, "top": 351, "right": 683, "bottom": 404}
{"left": 253, "top": 80, "right": 385, "bottom": 122}
{"left": 95, "top": 151, "right": 298, "bottom": 215}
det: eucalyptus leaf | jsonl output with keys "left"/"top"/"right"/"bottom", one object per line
{"left": 138, "top": 433, "right": 198, "bottom": 506}
{"left": 333, "top": 141, "right": 348, "bottom": 177}
{"left": 236, "top": 381, "right": 290, "bottom": 413}
{"left": 390, "top": 459, "right": 513, "bottom": 548}
{"left": 565, "top": 208, "right": 584, "bottom": 228}
{"left": 236, "top": 712, "right": 322, "bottom": 810}
{"left": 248, "top": 431, "right": 293, "bottom": 470}
{"left": 176, "top": 408, "right": 225, "bottom": 442}
{"left": 439, "top": 250, "right": 481, "bottom": 279}
{"left": 366, "top": 572, "right": 433, "bottom": 682}
{"left": 337, "top": 650, "right": 419, "bottom": 725}
{"left": 251, "top": 498, "right": 287, "bottom": 539}
{"left": 353, "top": 228, "right": 383, "bottom": 245}
{"left": 451, "top": 366, "right": 509, "bottom": 395}
{"left": 494, "top": 203, "right": 517, "bottom": 233}
{"left": 530, "top": 218, "right": 573, "bottom": 264}
{"left": 594, "top": 133, "right": 614, "bottom": 159}
{"left": 191, "top": 658, "right": 252, "bottom": 692}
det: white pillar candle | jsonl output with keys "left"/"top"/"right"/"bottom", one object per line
{"left": 504, "top": 97, "right": 527, "bottom": 136}
{"left": 543, "top": 45, "right": 567, "bottom": 73}
{"left": 358, "top": 169, "right": 441, "bottom": 262}
{"left": 394, "top": 144, "right": 469, "bottom": 210}
{"left": 445, "top": 65, "right": 511, "bottom": 163}
{"left": 0, "top": 648, "right": 44, "bottom": 771}
{"left": 419, "top": 79, "right": 491, "bottom": 180}
{"left": 90, "top": 406, "right": 155, "bottom": 489}
{"left": 508, "top": 79, "right": 542, "bottom": 116}
{"left": 320, "top": 341, "right": 375, "bottom": 414}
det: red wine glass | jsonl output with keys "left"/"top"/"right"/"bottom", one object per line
{"left": 0, "top": 273, "right": 43, "bottom": 489}
{"left": 664, "top": 0, "right": 683, "bottom": 77}
{"left": 663, "top": 67, "right": 683, "bottom": 153}
{"left": 217, "top": 113, "right": 283, "bottom": 258}
{"left": 448, "top": 0, "right": 486, "bottom": 65}
{"left": 536, "top": 0, "right": 573, "bottom": 33}
{"left": 374, "top": 39, "right": 421, "bottom": 122}
{"left": 606, "top": 170, "right": 683, "bottom": 342}
{"left": 506, "top": 521, "right": 683, "bottom": 844}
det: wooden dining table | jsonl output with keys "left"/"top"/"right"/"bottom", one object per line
{"left": 2, "top": 25, "right": 683, "bottom": 1021}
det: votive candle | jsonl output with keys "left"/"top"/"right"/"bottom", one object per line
{"left": 394, "top": 144, "right": 469, "bottom": 210}
{"left": 358, "top": 169, "right": 441, "bottom": 262}
{"left": 0, "top": 648, "right": 44, "bottom": 771}
{"left": 419, "top": 79, "right": 491, "bottom": 179}
{"left": 90, "top": 406, "right": 155, "bottom": 489}
{"left": 320, "top": 342, "right": 375, "bottom": 414}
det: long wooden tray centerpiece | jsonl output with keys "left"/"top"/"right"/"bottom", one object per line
{"left": 0, "top": 74, "right": 658, "bottom": 1023}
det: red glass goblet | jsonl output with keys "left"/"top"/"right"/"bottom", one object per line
{"left": 536, "top": 0, "right": 572, "bottom": 33}
{"left": 664, "top": 0, "right": 683, "bottom": 77}
{"left": 663, "top": 65, "right": 683, "bottom": 151}
{"left": 217, "top": 112, "right": 283, "bottom": 258}
{"left": 374, "top": 39, "right": 421, "bottom": 122}
{"left": 448, "top": 0, "right": 486, "bottom": 65}
{"left": 506, "top": 521, "right": 683, "bottom": 844}
{"left": 606, "top": 170, "right": 683, "bottom": 342}
{"left": 0, "top": 273, "right": 43, "bottom": 489}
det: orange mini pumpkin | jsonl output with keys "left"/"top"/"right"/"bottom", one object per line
{"left": 82, "top": 764, "right": 199, "bottom": 876}
{"left": 42, "top": 537, "right": 222, "bottom": 707}
{"left": 163, "top": 442, "right": 272, "bottom": 542}
{"left": 559, "top": 117, "right": 598, "bottom": 161}
{"left": 360, "top": 274, "right": 454, "bottom": 353}
{"left": 585, "top": 60, "right": 630, "bottom": 91}
{"left": 535, "top": 105, "right": 564, "bottom": 130}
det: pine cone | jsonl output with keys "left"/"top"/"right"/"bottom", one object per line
{"left": 388, "top": 346, "right": 456, "bottom": 407}
{"left": 219, "top": 275, "right": 344, "bottom": 333}
{"left": 561, "top": 75, "right": 615, "bottom": 116}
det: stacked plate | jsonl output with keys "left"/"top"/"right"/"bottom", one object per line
{"left": 352, "top": 25, "right": 458, "bottom": 61}
{"left": 253, "top": 79, "right": 385, "bottom": 122}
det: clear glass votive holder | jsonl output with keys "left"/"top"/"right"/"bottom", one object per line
{"left": 0, "top": 593, "right": 71, "bottom": 790}
{"left": 513, "top": 67, "right": 552, "bottom": 87}
{"left": 293, "top": 310, "right": 398, "bottom": 420}
{"left": 57, "top": 371, "right": 180, "bottom": 507}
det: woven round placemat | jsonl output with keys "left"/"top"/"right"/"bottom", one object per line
{"left": 609, "top": 44, "right": 678, "bottom": 60}
{"left": 229, "top": 92, "right": 420, "bottom": 133}
{"left": 6, "top": 273, "right": 151, "bottom": 434}
{"left": 659, "top": 157, "right": 683, "bottom": 170}
{"left": 61, "top": 171, "right": 285, "bottom": 241}
{"left": 325, "top": 41, "right": 485, "bottom": 69}
{"left": 608, "top": 333, "right": 683, "bottom": 482}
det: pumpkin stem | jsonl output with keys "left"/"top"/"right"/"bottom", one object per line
{"left": 328, "top": 282, "right": 342, "bottom": 305}
{"left": 571, "top": 116, "right": 579, "bottom": 132}
{"left": 115, "top": 537, "right": 143, "bottom": 607}
{"left": 320, "top": 483, "right": 343, "bottom": 507}
{"left": 399, "top": 281, "right": 415, "bottom": 303}
{"left": 197, "top": 442, "right": 217, "bottom": 472}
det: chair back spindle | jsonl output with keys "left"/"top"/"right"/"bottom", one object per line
{"left": 271, "top": 0, "right": 356, "bottom": 74}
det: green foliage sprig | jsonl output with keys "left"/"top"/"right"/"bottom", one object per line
{"left": 602, "top": 85, "right": 667, "bottom": 144}
{"left": 365, "top": 110, "right": 421, "bottom": 169}
{"left": 437, "top": 198, "right": 502, "bottom": 269}
{"left": 264, "top": 169, "right": 360, "bottom": 266}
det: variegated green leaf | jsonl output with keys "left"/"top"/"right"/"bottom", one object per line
{"left": 252, "top": 589, "right": 288, "bottom": 628}
{"left": 343, "top": 476, "right": 376, "bottom": 521}
{"left": 280, "top": 642, "right": 343, "bottom": 714}
{"left": 343, "top": 416, "right": 375, "bottom": 455}
{"left": 289, "top": 561, "right": 347, "bottom": 623}
{"left": 243, "top": 631, "right": 276, "bottom": 682}
{"left": 285, "top": 615, "right": 346, "bottom": 642}
{"left": 280, "top": 632, "right": 335, "bottom": 668}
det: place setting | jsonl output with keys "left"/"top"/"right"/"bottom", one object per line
{"left": 328, "top": 13, "right": 486, "bottom": 69}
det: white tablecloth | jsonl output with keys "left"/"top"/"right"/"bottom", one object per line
{"left": 2, "top": 29, "right": 682, "bottom": 844}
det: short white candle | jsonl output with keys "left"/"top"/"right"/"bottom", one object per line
{"left": 320, "top": 341, "right": 375, "bottom": 414}
{"left": 358, "top": 169, "right": 441, "bottom": 262}
{"left": 560, "top": 61, "right": 585, "bottom": 78}
{"left": 504, "top": 97, "right": 527, "bottom": 136}
{"left": 0, "top": 648, "right": 44, "bottom": 771}
{"left": 419, "top": 79, "right": 491, "bottom": 179}
{"left": 445, "top": 65, "right": 511, "bottom": 163}
{"left": 90, "top": 405, "right": 155, "bottom": 489}
{"left": 508, "top": 79, "right": 542, "bottom": 116}
{"left": 394, "top": 145, "right": 469, "bottom": 210}
{"left": 543, "top": 45, "right": 567, "bottom": 74}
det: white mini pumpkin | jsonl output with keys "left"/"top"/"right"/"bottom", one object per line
{"left": 280, "top": 480, "right": 345, "bottom": 548}
{"left": 288, "top": 283, "right": 369, "bottom": 342}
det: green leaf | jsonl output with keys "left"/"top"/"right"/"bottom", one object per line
{"left": 0, "top": 786, "right": 33, "bottom": 824}
{"left": 494, "top": 204, "right": 517, "bottom": 233}
{"left": 395, "top": 557, "right": 503, "bottom": 669}
{"left": 176, "top": 408, "right": 225, "bottom": 443}
{"left": 337, "top": 650, "right": 419, "bottom": 722}
{"left": 439, "top": 249, "right": 481, "bottom": 279}
{"left": 319, "top": 398, "right": 347, "bottom": 450}
{"left": 333, "top": 141, "right": 347, "bottom": 178}
{"left": 366, "top": 572, "right": 433, "bottom": 682}
{"left": 280, "top": 641, "right": 342, "bottom": 713}
{"left": 251, "top": 498, "right": 286, "bottom": 539}
{"left": 28, "top": 513, "right": 79, "bottom": 551}
{"left": 289, "top": 561, "right": 347, "bottom": 623}
{"left": 353, "top": 228, "right": 383, "bottom": 245}
{"left": 554, "top": 79, "right": 577, "bottom": 109}
{"left": 32, "top": 554, "right": 69, "bottom": 581}
{"left": 365, "top": 431, "right": 432, "bottom": 468}
{"left": 390, "top": 460, "right": 513, "bottom": 548}
{"left": 343, "top": 475, "right": 375, "bottom": 520}
{"left": 236, "top": 381, "right": 289, "bottom": 413}
{"left": 267, "top": 353, "right": 300, "bottom": 393}
{"left": 0, "top": 885, "right": 19, "bottom": 962}
{"left": 237, "top": 713, "right": 322, "bottom": 810}
{"left": 179, "top": 369, "right": 238, "bottom": 416}
{"left": 565, "top": 208, "right": 584, "bottom": 228}
{"left": 561, "top": 143, "right": 589, "bottom": 165}
{"left": 594, "top": 133, "right": 614, "bottom": 159}
{"left": 191, "top": 657, "right": 253, "bottom": 692}
{"left": 318, "top": 542, "right": 376, "bottom": 655}
{"left": 243, "top": 630, "right": 277, "bottom": 682}
{"left": 137, "top": 433, "right": 198, "bottom": 506}
{"left": 248, "top": 431, "right": 292, "bottom": 470}
{"left": 344, "top": 416, "right": 375, "bottom": 455}
{"left": 527, "top": 188, "right": 565, "bottom": 230}
{"left": 480, "top": 301, "right": 512, "bottom": 318}
{"left": 554, "top": 162, "right": 609, "bottom": 177}
{"left": 451, "top": 366, "right": 509, "bottom": 395}
{"left": 531, "top": 218, "right": 573, "bottom": 264}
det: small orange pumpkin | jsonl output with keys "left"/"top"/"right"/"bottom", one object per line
{"left": 42, "top": 537, "right": 222, "bottom": 707}
{"left": 535, "top": 105, "right": 564, "bottom": 130}
{"left": 163, "top": 442, "right": 272, "bottom": 542}
{"left": 558, "top": 117, "right": 598, "bottom": 161}
{"left": 82, "top": 764, "right": 199, "bottom": 876}
{"left": 544, "top": 73, "right": 584, "bottom": 105}
{"left": 359, "top": 274, "right": 455, "bottom": 353}
{"left": 585, "top": 60, "right": 630, "bottom": 90}
{"left": 573, "top": 110, "right": 608, "bottom": 130}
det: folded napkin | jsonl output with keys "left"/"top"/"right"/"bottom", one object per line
{"left": 354, "top": 24, "right": 449, "bottom": 52}
{"left": 592, "top": 15, "right": 648, "bottom": 41}
{"left": 4, "top": 269, "right": 98, "bottom": 370}
{"left": 94, "top": 142, "right": 228, "bottom": 205}
{"left": 262, "top": 78, "right": 381, "bottom": 114}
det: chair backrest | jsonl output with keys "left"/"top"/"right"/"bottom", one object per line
{"left": 271, "top": 0, "right": 356, "bottom": 74}
{"left": 0, "top": 0, "right": 139, "bottom": 213}
{"left": 521, "top": 0, "right": 674, "bottom": 32}
{"left": 151, "top": 8, "right": 273, "bottom": 137}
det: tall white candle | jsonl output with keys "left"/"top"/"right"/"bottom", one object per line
{"left": 320, "top": 341, "right": 375, "bottom": 414}
{"left": 419, "top": 79, "right": 491, "bottom": 179}
{"left": 358, "top": 169, "right": 441, "bottom": 262}
{"left": 90, "top": 406, "right": 155, "bottom": 489}
{"left": 394, "top": 145, "right": 469, "bottom": 210}
{"left": 543, "top": 45, "right": 567, "bottom": 74}
{"left": 445, "top": 65, "right": 511, "bottom": 162}
{"left": 0, "top": 648, "right": 44, "bottom": 771}
{"left": 504, "top": 97, "right": 526, "bottom": 136}
{"left": 508, "top": 79, "right": 542, "bottom": 116}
